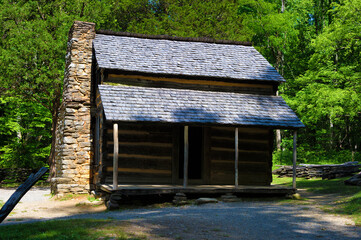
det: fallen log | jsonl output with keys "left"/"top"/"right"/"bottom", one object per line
{"left": 0, "top": 167, "right": 48, "bottom": 223}
{"left": 344, "top": 172, "right": 361, "bottom": 186}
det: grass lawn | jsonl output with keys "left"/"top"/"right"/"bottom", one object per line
{"left": 0, "top": 181, "right": 50, "bottom": 189}
{"left": 0, "top": 219, "right": 146, "bottom": 240}
{"left": 273, "top": 175, "right": 361, "bottom": 225}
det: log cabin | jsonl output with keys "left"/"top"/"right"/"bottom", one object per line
{"left": 52, "top": 21, "right": 304, "bottom": 203}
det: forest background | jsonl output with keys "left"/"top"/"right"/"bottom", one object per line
{"left": 0, "top": 0, "right": 360, "bottom": 173}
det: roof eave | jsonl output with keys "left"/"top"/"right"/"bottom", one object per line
{"left": 99, "top": 67, "right": 286, "bottom": 83}
{"left": 103, "top": 118, "right": 304, "bottom": 129}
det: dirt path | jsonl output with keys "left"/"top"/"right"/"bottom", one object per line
{"left": 100, "top": 201, "right": 360, "bottom": 240}
{"left": 297, "top": 188, "right": 346, "bottom": 205}
{"left": 0, "top": 187, "right": 106, "bottom": 223}
{"left": 1, "top": 187, "right": 360, "bottom": 239}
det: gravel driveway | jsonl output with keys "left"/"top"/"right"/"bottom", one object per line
{"left": 1, "top": 187, "right": 360, "bottom": 240}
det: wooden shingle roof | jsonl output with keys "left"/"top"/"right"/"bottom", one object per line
{"left": 98, "top": 85, "right": 304, "bottom": 128}
{"left": 93, "top": 33, "right": 285, "bottom": 82}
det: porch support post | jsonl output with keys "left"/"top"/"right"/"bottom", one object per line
{"left": 95, "top": 113, "right": 100, "bottom": 165}
{"left": 292, "top": 130, "right": 297, "bottom": 189}
{"left": 113, "top": 123, "right": 118, "bottom": 190}
{"left": 183, "top": 126, "right": 189, "bottom": 188}
{"left": 235, "top": 127, "right": 239, "bottom": 187}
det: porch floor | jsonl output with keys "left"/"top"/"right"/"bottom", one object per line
{"left": 100, "top": 184, "right": 295, "bottom": 196}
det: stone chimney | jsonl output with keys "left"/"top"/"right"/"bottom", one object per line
{"left": 51, "top": 21, "right": 96, "bottom": 195}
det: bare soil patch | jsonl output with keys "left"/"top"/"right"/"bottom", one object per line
{"left": 0, "top": 187, "right": 106, "bottom": 223}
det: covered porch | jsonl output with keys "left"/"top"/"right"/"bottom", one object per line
{"left": 100, "top": 184, "right": 295, "bottom": 196}
{"left": 95, "top": 85, "right": 304, "bottom": 197}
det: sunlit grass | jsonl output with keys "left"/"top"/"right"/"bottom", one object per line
{"left": 273, "top": 175, "right": 360, "bottom": 195}
{"left": 0, "top": 182, "right": 21, "bottom": 188}
{"left": 55, "top": 193, "right": 88, "bottom": 201}
{"left": 333, "top": 191, "right": 361, "bottom": 226}
{"left": 0, "top": 219, "right": 145, "bottom": 240}
{"left": 272, "top": 175, "right": 294, "bottom": 185}
{"left": 56, "top": 193, "right": 76, "bottom": 201}
{"left": 272, "top": 175, "right": 361, "bottom": 225}
{"left": 0, "top": 181, "right": 50, "bottom": 189}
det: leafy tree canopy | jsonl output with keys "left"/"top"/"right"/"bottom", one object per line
{"left": 0, "top": 0, "right": 360, "bottom": 169}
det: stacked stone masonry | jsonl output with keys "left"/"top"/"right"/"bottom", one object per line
{"left": 51, "top": 21, "right": 95, "bottom": 195}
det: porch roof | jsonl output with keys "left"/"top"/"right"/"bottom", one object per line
{"left": 98, "top": 85, "right": 304, "bottom": 129}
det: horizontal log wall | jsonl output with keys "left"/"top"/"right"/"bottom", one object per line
{"left": 103, "top": 123, "right": 173, "bottom": 184}
{"left": 106, "top": 74, "right": 274, "bottom": 95}
{"left": 209, "top": 127, "right": 272, "bottom": 185}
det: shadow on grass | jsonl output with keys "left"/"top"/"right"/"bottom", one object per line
{"left": 297, "top": 178, "right": 360, "bottom": 195}
{"left": 274, "top": 175, "right": 361, "bottom": 225}
{"left": 0, "top": 218, "right": 144, "bottom": 240}
{"left": 274, "top": 176, "right": 360, "bottom": 195}
{"left": 332, "top": 192, "right": 361, "bottom": 225}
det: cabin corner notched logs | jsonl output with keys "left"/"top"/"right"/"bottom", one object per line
{"left": 273, "top": 162, "right": 361, "bottom": 180}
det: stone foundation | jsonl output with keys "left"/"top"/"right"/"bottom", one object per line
{"left": 51, "top": 21, "right": 96, "bottom": 195}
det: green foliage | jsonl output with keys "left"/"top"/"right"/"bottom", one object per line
{"left": 0, "top": 0, "right": 118, "bottom": 169}
{"left": 282, "top": 0, "right": 361, "bottom": 157}
{"left": 238, "top": 0, "right": 316, "bottom": 78}
{"left": 0, "top": 0, "right": 360, "bottom": 169}
{"left": 111, "top": 0, "right": 249, "bottom": 41}
{"left": 0, "top": 97, "right": 51, "bottom": 168}
{"left": 274, "top": 149, "right": 361, "bottom": 166}
{"left": 0, "top": 0, "right": 118, "bottom": 101}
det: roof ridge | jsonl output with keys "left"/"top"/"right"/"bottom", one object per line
{"left": 96, "top": 29, "right": 252, "bottom": 46}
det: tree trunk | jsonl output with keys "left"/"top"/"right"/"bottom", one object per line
{"left": 353, "top": 144, "right": 357, "bottom": 162}
{"left": 48, "top": 87, "right": 61, "bottom": 180}
{"left": 276, "top": 91, "right": 282, "bottom": 151}
{"left": 348, "top": 118, "right": 353, "bottom": 160}
{"left": 276, "top": 129, "right": 282, "bottom": 151}
{"left": 330, "top": 115, "right": 334, "bottom": 149}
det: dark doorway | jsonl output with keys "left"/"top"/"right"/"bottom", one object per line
{"left": 179, "top": 126, "right": 203, "bottom": 180}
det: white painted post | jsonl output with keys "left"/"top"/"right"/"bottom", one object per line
{"left": 292, "top": 130, "right": 297, "bottom": 189}
{"left": 235, "top": 127, "right": 239, "bottom": 187}
{"left": 113, "top": 123, "right": 118, "bottom": 190}
{"left": 183, "top": 126, "right": 189, "bottom": 188}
